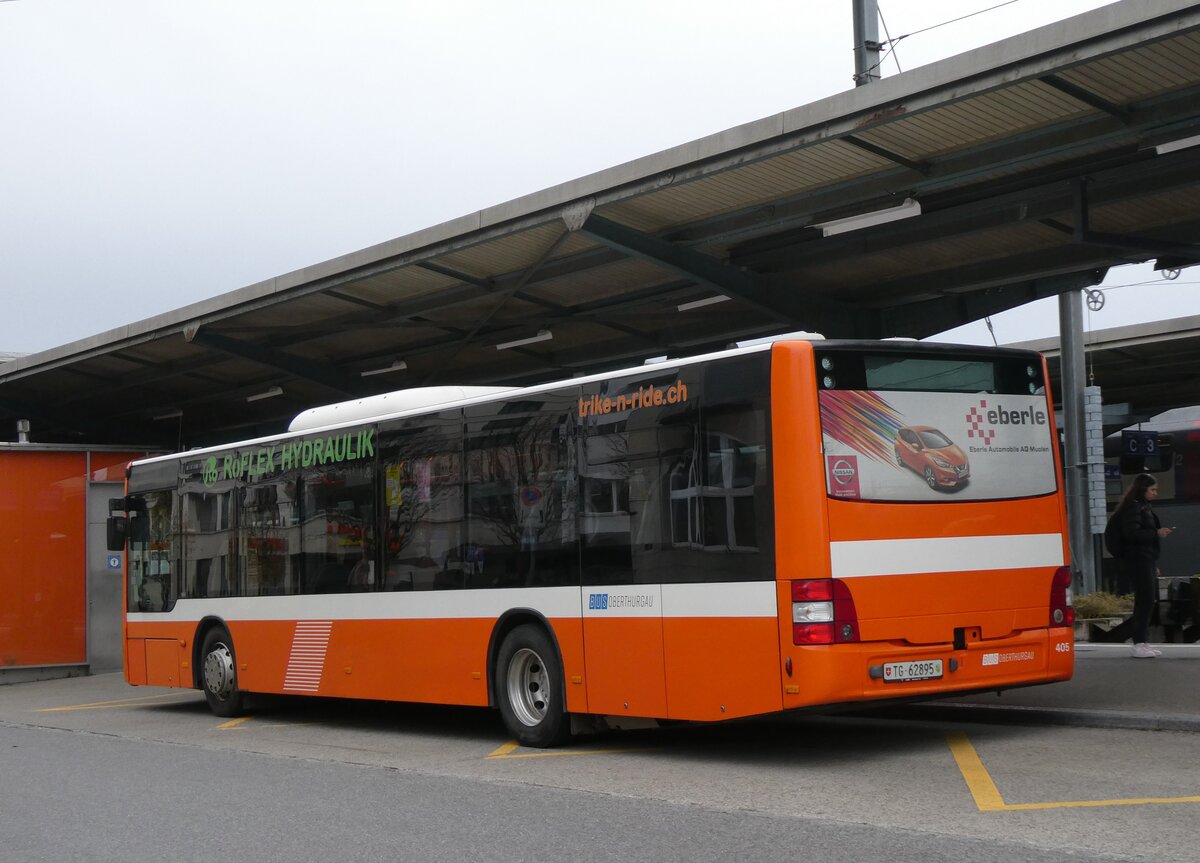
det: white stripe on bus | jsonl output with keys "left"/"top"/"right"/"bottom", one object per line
{"left": 127, "top": 582, "right": 780, "bottom": 623}
{"left": 829, "top": 533, "right": 1064, "bottom": 578}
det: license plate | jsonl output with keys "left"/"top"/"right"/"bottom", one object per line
{"left": 882, "top": 659, "right": 943, "bottom": 682}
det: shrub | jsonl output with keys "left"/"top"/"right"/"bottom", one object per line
{"left": 1073, "top": 591, "right": 1133, "bottom": 620}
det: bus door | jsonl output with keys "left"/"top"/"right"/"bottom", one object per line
{"left": 578, "top": 377, "right": 669, "bottom": 719}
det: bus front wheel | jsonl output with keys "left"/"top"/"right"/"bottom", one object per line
{"left": 200, "top": 627, "right": 245, "bottom": 718}
{"left": 495, "top": 624, "right": 569, "bottom": 748}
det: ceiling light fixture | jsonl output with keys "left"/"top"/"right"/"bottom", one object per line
{"left": 1153, "top": 133, "right": 1200, "bottom": 156}
{"left": 677, "top": 295, "right": 731, "bottom": 312}
{"left": 246, "top": 385, "right": 283, "bottom": 402}
{"left": 495, "top": 329, "right": 553, "bottom": 351}
{"left": 815, "top": 197, "right": 921, "bottom": 237}
{"left": 360, "top": 359, "right": 408, "bottom": 377}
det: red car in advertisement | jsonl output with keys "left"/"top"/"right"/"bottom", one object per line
{"left": 894, "top": 425, "right": 970, "bottom": 490}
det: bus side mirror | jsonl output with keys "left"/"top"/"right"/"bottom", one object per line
{"left": 106, "top": 516, "right": 128, "bottom": 551}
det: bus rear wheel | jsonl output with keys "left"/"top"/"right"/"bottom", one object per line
{"left": 200, "top": 627, "right": 245, "bottom": 718}
{"left": 495, "top": 624, "right": 569, "bottom": 748}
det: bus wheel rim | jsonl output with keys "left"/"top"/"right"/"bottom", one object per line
{"left": 506, "top": 647, "right": 549, "bottom": 727}
{"left": 203, "top": 643, "right": 235, "bottom": 701}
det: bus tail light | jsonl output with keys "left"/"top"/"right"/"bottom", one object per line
{"left": 1049, "top": 565, "right": 1075, "bottom": 627}
{"left": 792, "top": 579, "right": 860, "bottom": 644}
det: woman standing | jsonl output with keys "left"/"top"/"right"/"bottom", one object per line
{"left": 1116, "top": 473, "right": 1174, "bottom": 658}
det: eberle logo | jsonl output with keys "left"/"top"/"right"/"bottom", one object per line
{"left": 965, "top": 399, "right": 1047, "bottom": 445}
{"left": 826, "top": 455, "right": 861, "bottom": 499}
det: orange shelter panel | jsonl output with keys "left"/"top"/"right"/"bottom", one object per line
{"left": 0, "top": 451, "right": 88, "bottom": 667}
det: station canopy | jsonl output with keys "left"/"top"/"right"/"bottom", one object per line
{"left": 1013, "top": 312, "right": 1200, "bottom": 423}
{"left": 2, "top": 0, "right": 1199, "bottom": 447}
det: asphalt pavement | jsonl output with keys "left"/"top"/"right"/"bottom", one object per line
{"left": 888, "top": 641, "right": 1200, "bottom": 732}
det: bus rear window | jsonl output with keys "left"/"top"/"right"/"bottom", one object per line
{"left": 864, "top": 356, "right": 994, "bottom": 392}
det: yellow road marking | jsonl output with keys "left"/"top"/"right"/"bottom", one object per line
{"left": 36, "top": 693, "right": 195, "bottom": 712}
{"left": 216, "top": 718, "right": 318, "bottom": 730}
{"left": 486, "top": 739, "right": 652, "bottom": 759}
{"left": 948, "top": 732, "right": 1200, "bottom": 811}
{"left": 946, "top": 732, "right": 1007, "bottom": 811}
{"left": 992, "top": 795, "right": 1200, "bottom": 811}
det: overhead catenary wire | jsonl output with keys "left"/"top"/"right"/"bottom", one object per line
{"left": 1098, "top": 278, "right": 1200, "bottom": 292}
{"left": 883, "top": 0, "right": 1024, "bottom": 46}
{"left": 860, "top": 0, "right": 1025, "bottom": 80}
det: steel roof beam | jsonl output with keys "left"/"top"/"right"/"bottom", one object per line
{"left": 842, "top": 135, "right": 931, "bottom": 175}
{"left": 578, "top": 215, "right": 791, "bottom": 320}
{"left": 576, "top": 214, "right": 866, "bottom": 334}
{"left": 190, "top": 331, "right": 366, "bottom": 398}
{"left": 669, "top": 85, "right": 1200, "bottom": 253}
{"left": 1073, "top": 177, "right": 1200, "bottom": 261}
{"left": 1040, "top": 74, "right": 1135, "bottom": 124}
{"left": 733, "top": 148, "right": 1200, "bottom": 275}
{"left": 880, "top": 268, "right": 1108, "bottom": 339}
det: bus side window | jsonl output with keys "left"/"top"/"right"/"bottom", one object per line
{"left": 297, "top": 459, "right": 376, "bottom": 595}
{"left": 126, "top": 490, "right": 177, "bottom": 613}
{"left": 465, "top": 393, "right": 578, "bottom": 590}
{"left": 182, "top": 485, "right": 235, "bottom": 598}
{"left": 380, "top": 410, "right": 464, "bottom": 593}
{"left": 240, "top": 476, "right": 298, "bottom": 596}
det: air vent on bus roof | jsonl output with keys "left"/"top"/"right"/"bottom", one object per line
{"left": 288, "top": 386, "right": 517, "bottom": 432}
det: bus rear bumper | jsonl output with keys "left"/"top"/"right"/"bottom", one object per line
{"left": 781, "top": 626, "right": 1074, "bottom": 709}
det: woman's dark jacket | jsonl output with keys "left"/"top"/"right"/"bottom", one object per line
{"left": 1119, "top": 499, "right": 1161, "bottom": 562}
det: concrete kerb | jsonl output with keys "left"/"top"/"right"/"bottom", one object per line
{"left": 877, "top": 702, "right": 1200, "bottom": 733}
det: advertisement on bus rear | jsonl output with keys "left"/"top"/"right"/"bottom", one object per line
{"left": 819, "top": 390, "right": 1056, "bottom": 501}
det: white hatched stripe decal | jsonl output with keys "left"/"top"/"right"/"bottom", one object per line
{"left": 830, "top": 533, "right": 1064, "bottom": 578}
{"left": 282, "top": 620, "right": 332, "bottom": 693}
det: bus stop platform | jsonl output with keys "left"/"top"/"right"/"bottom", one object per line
{"left": 880, "top": 643, "right": 1200, "bottom": 733}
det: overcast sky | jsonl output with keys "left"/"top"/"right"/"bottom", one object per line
{"left": 2, "top": 0, "right": 1195, "bottom": 357}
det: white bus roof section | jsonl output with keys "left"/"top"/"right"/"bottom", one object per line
{"left": 288, "top": 386, "right": 517, "bottom": 432}
{"left": 3, "top": 0, "right": 1199, "bottom": 447}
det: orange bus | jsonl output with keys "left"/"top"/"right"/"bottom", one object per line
{"left": 110, "top": 339, "right": 1074, "bottom": 746}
